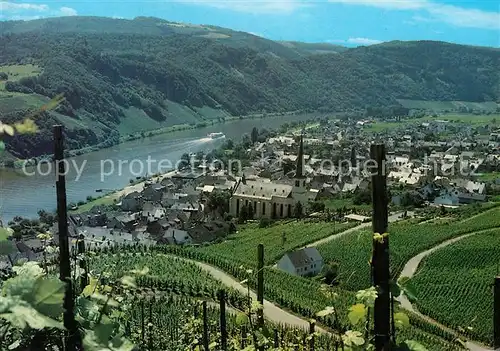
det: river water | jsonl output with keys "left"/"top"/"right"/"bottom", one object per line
{"left": 0, "top": 115, "right": 311, "bottom": 222}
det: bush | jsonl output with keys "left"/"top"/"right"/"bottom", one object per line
{"left": 259, "top": 218, "right": 273, "bottom": 228}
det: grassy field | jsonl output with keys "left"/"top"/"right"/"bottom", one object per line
{"left": 196, "top": 220, "right": 357, "bottom": 267}
{"left": 410, "top": 228, "right": 500, "bottom": 345}
{"left": 365, "top": 113, "right": 499, "bottom": 133}
{"left": 323, "top": 197, "right": 372, "bottom": 212}
{"left": 69, "top": 195, "right": 117, "bottom": 214}
{"left": 397, "top": 99, "right": 498, "bottom": 112}
{"left": 316, "top": 206, "right": 500, "bottom": 291}
{"left": 0, "top": 64, "right": 42, "bottom": 90}
{"left": 477, "top": 171, "right": 500, "bottom": 182}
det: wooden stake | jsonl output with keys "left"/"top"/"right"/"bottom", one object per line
{"left": 54, "top": 125, "right": 80, "bottom": 350}
{"left": 202, "top": 301, "right": 209, "bottom": 351}
{"left": 494, "top": 276, "right": 500, "bottom": 350}
{"left": 257, "top": 244, "right": 265, "bottom": 328}
{"left": 370, "top": 144, "right": 390, "bottom": 351}
{"left": 219, "top": 290, "right": 227, "bottom": 350}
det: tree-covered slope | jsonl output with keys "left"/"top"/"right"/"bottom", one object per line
{"left": 1, "top": 16, "right": 499, "bottom": 159}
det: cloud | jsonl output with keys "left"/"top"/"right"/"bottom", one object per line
{"left": 0, "top": 1, "right": 49, "bottom": 12}
{"left": 175, "top": 0, "right": 311, "bottom": 14}
{"left": 328, "top": 0, "right": 500, "bottom": 30}
{"left": 347, "top": 37, "right": 383, "bottom": 45}
{"left": 0, "top": 2, "right": 77, "bottom": 20}
{"left": 329, "top": 0, "right": 427, "bottom": 10}
{"left": 58, "top": 6, "right": 77, "bottom": 16}
{"left": 426, "top": 3, "right": 500, "bottom": 30}
{"left": 327, "top": 37, "right": 383, "bottom": 45}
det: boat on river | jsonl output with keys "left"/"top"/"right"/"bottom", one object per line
{"left": 207, "top": 132, "right": 225, "bottom": 139}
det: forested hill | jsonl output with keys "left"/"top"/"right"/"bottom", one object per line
{"left": 1, "top": 16, "right": 499, "bottom": 159}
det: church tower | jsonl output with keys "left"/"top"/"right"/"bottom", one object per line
{"left": 293, "top": 134, "right": 306, "bottom": 195}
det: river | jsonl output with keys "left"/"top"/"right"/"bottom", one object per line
{"left": 0, "top": 114, "right": 313, "bottom": 223}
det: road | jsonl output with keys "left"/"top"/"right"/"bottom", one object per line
{"left": 304, "top": 211, "right": 412, "bottom": 248}
{"left": 396, "top": 228, "right": 497, "bottom": 351}
{"left": 175, "top": 256, "right": 328, "bottom": 333}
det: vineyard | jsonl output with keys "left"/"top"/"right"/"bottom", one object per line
{"left": 124, "top": 291, "right": 342, "bottom": 350}
{"left": 152, "top": 245, "right": 466, "bottom": 350}
{"left": 195, "top": 220, "right": 357, "bottom": 266}
{"left": 316, "top": 206, "right": 500, "bottom": 291}
{"left": 88, "top": 251, "right": 247, "bottom": 309}
{"left": 409, "top": 228, "right": 500, "bottom": 345}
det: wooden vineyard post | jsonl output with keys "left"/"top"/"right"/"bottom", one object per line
{"left": 257, "top": 244, "right": 265, "bottom": 328}
{"left": 141, "top": 299, "right": 145, "bottom": 345}
{"left": 202, "top": 301, "right": 209, "bottom": 351}
{"left": 54, "top": 125, "right": 81, "bottom": 350}
{"left": 370, "top": 144, "right": 390, "bottom": 351}
{"left": 77, "top": 234, "right": 88, "bottom": 292}
{"left": 219, "top": 290, "right": 228, "bottom": 351}
{"left": 274, "top": 329, "right": 279, "bottom": 348}
{"left": 309, "top": 320, "right": 316, "bottom": 351}
{"left": 148, "top": 297, "right": 154, "bottom": 351}
{"left": 494, "top": 276, "right": 500, "bottom": 350}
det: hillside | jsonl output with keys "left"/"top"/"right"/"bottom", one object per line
{"left": 1, "top": 16, "right": 499, "bottom": 159}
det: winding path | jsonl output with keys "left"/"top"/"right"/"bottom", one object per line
{"left": 303, "top": 211, "right": 410, "bottom": 248}
{"left": 396, "top": 229, "right": 497, "bottom": 351}
{"left": 184, "top": 213, "right": 409, "bottom": 332}
{"left": 178, "top": 256, "right": 329, "bottom": 333}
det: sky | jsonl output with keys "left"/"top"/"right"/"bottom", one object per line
{"left": 0, "top": 0, "right": 499, "bottom": 47}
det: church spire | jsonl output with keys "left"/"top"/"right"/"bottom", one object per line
{"left": 295, "top": 134, "right": 305, "bottom": 179}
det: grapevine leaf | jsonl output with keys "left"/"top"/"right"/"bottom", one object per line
{"left": 2, "top": 304, "right": 64, "bottom": 330}
{"left": 342, "top": 330, "right": 365, "bottom": 347}
{"left": 394, "top": 312, "right": 410, "bottom": 329}
{"left": 8, "top": 340, "right": 21, "bottom": 350}
{"left": 355, "top": 287, "right": 378, "bottom": 306}
{"left": 120, "top": 275, "right": 136, "bottom": 288}
{"left": 403, "top": 340, "right": 428, "bottom": 351}
{"left": 82, "top": 277, "right": 100, "bottom": 297}
{"left": 14, "top": 119, "right": 38, "bottom": 134}
{"left": 398, "top": 276, "right": 418, "bottom": 303}
{"left": 316, "top": 306, "right": 335, "bottom": 317}
{"left": 95, "top": 315, "right": 115, "bottom": 345}
{"left": 235, "top": 312, "right": 249, "bottom": 326}
{"left": 0, "top": 122, "right": 14, "bottom": 136}
{"left": 27, "top": 277, "right": 65, "bottom": 318}
{"left": 348, "top": 303, "right": 367, "bottom": 325}
{"left": 0, "top": 141, "right": 5, "bottom": 152}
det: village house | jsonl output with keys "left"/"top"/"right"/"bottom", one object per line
{"left": 119, "top": 191, "right": 142, "bottom": 212}
{"left": 277, "top": 247, "right": 324, "bottom": 277}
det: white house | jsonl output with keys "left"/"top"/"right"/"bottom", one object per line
{"left": 277, "top": 247, "right": 323, "bottom": 277}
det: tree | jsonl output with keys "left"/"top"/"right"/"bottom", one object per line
{"left": 179, "top": 153, "right": 190, "bottom": 170}
{"left": 322, "top": 262, "right": 340, "bottom": 285}
{"left": 353, "top": 188, "right": 371, "bottom": 206}
{"left": 241, "top": 133, "right": 251, "bottom": 148}
{"left": 207, "top": 191, "right": 230, "bottom": 216}
{"left": 37, "top": 210, "right": 55, "bottom": 225}
{"left": 310, "top": 201, "right": 325, "bottom": 213}
{"left": 251, "top": 127, "right": 258, "bottom": 144}
{"left": 293, "top": 201, "right": 303, "bottom": 219}
{"left": 239, "top": 206, "right": 248, "bottom": 224}
{"left": 247, "top": 203, "right": 254, "bottom": 220}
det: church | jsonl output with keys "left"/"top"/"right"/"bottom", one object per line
{"left": 229, "top": 135, "right": 318, "bottom": 219}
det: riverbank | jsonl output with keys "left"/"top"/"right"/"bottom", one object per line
{"left": 1, "top": 110, "right": 307, "bottom": 170}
